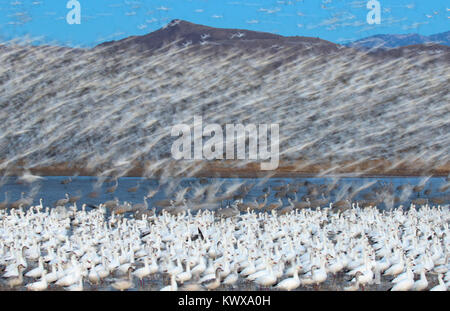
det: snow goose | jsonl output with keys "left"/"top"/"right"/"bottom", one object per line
{"left": 429, "top": 274, "right": 447, "bottom": 291}
{"left": 240, "top": 257, "right": 256, "bottom": 277}
{"left": 96, "top": 259, "right": 110, "bottom": 280}
{"left": 134, "top": 257, "right": 151, "bottom": 285}
{"left": 201, "top": 267, "right": 223, "bottom": 290}
{"left": 390, "top": 265, "right": 414, "bottom": 291}
{"left": 7, "top": 264, "right": 25, "bottom": 288}
{"left": 45, "top": 264, "right": 59, "bottom": 283}
{"left": 311, "top": 261, "right": 328, "bottom": 289}
{"left": 275, "top": 266, "right": 301, "bottom": 291}
{"left": 56, "top": 264, "right": 81, "bottom": 287}
{"left": 25, "top": 257, "right": 45, "bottom": 279}
{"left": 26, "top": 270, "right": 48, "bottom": 291}
{"left": 384, "top": 255, "right": 405, "bottom": 277}
{"left": 412, "top": 269, "right": 428, "bottom": 291}
{"left": 112, "top": 267, "right": 135, "bottom": 291}
{"left": 254, "top": 261, "right": 277, "bottom": 287}
{"left": 88, "top": 266, "right": 101, "bottom": 285}
{"left": 191, "top": 256, "right": 206, "bottom": 276}
{"left": 160, "top": 273, "right": 178, "bottom": 291}
{"left": 222, "top": 267, "right": 239, "bottom": 287}
{"left": 65, "top": 276, "right": 84, "bottom": 291}
{"left": 176, "top": 260, "right": 192, "bottom": 284}
{"left": 343, "top": 271, "right": 363, "bottom": 291}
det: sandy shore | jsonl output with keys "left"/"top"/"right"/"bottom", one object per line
{"left": 1, "top": 159, "right": 449, "bottom": 177}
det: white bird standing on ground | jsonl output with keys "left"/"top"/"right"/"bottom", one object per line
{"left": 26, "top": 271, "right": 48, "bottom": 291}
{"left": 275, "top": 266, "right": 301, "bottom": 291}
{"left": 160, "top": 273, "right": 178, "bottom": 291}
{"left": 430, "top": 274, "right": 447, "bottom": 291}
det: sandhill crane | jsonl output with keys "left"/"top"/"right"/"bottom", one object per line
{"left": 237, "top": 199, "right": 259, "bottom": 212}
{"left": 114, "top": 202, "right": 133, "bottom": 215}
{"left": 264, "top": 198, "right": 282, "bottom": 212}
{"left": 61, "top": 177, "right": 72, "bottom": 185}
{"left": 134, "top": 207, "right": 155, "bottom": 220}
{"left": 88, "top": 191, "right": 99, "bottom": 198}
{"left": 127, "top": 183, "right": 139, "bottom": 192}
{"left": 103, "top": 198, "right": 120, "bottom": 209}
{"left": 275, "top": 185, "right": 289, "bottom": 199}
{"left": 413, "top": 185, "right": 425, "bottom": 196}
{"left": 68, "top": 194, "right": 81, "bottom": 204}
{"left": 166, "top": 199, "right": 189, "bottom": 216}
{"left": 257, "top": 195, "right": 268, "bottom": 210}
{"left": 146, "top": 187, "right": 160, "bottom": 199}
{"left": 54, "top": 193, "right": 70, "bottom": 207}
{"left": 412, "top": 198, "right": 428, "bottom": 205}
{"left": 438, "top": 183, "right": 449, "bottom": 192}
{"left": 359, "top": 200, "right": 380, "bottom": 208}
{"left": 155, "top": 198, "right": 173, "bottom": 208}
{"left": 310, "top": 194, "right": 329, "bottom": 208}
{"left": 307, "top": 185, "right": 319, "bottom": 197}
{"left": 132, "top": 196, "right": 149, "bottom": 211}
{"left": 106, "top": 179, "right": 118, "bottom": 193}
{"left": 9, "top": 192, "right": 33, "bottom": 209}
{"left": 430, "top": 197, "right": 447, "bottom": 205}
{"left": 215, "top": 204, "right": 239, "bottom": 218}
{"left": 332, "top": 199, "right": 351, "bottom": 212}
{"left": 293, "top": 196, "right": 311, "bottom": 209}
{"left": 279, "top": 199, "right": 295, "bottom": 215}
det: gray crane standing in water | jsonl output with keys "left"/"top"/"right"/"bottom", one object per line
{"left": 106, "top": 179, "right": 119, "bottom": 194}
{"left": 54, "top": 193, "right": 70, "bottom": 207}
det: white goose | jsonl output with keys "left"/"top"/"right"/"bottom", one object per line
{"left": 26, "top": 271, "right": 48, "bottom": 291}
{"left": 176, "top": 260, "right": 192, "bottom": 284}
{"left": 254, "top": 261, "right": 277, "bottom": 287}
{"left": 160, "top": 273, "right": 178, "bottom": 291}
{"left": 384, "top": 255, "right": 405, "bottom": 277}
{"left": 412, "top": 269, "right": 428, "bottom": 291}
{"left": 25, "top": 257, "right": 45, "bottom": 279}
{"left": 201, "top": 267, "right": 223, "bottom": 290}
{"left": 390, "top": 265, "right": 414, "bottom": 291}
{"left": 65, "top": 276, "right": 84, "bottom": 291}
{"left": 7, "top": 264, "right": 25, "bottom": 288}
{"left": 343, "top": 271, "right": 363, "bottom": 291}
{"left": 275, "top": 266, "right": 301, "bottom": 291}
{"left": 191, "top": 257, "right": 206, "bottom": 276}
{"left": 88, "top": 266, "right": 101, "bottom": 285}
{"left": 429, "top": 274, "right": 447, "bottom": 291}
{"left": 134, "top": 257, "right": 151, "bottom": 285}
{"left": 222, "top": 268, "right": 239, "bottom": 287}
{"left": 311, "top": 261, "right": 328, "bottom": 288}
{"left": 45, "top": 264, "right": 59, "bottom": 283}
{"left": 111, "top": 267, "right": 134, "bottom": 291}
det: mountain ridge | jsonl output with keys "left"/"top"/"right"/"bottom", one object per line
{"left": 347, "top": 31, "right": 450, "bottom": 49}
{"left": 95, "top": 19, "right": 342, "bottom": 54}
{"left": 93, "top": 20, "right": 449, "bottom": 59}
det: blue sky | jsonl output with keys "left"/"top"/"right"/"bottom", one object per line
{"left": 0, "top": 0, "right": 448, "bottom": 47}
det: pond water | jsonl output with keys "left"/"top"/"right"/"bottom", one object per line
{"left": 0, "top": 176, "right": 448, "bottom": 210}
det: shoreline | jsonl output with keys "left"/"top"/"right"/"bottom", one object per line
{"left": 1, "top": 159, "right": 449, "bottom": 178}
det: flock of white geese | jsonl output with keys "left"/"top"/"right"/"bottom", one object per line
{"left": 0, "top": 200, "right": 448, "bottom": 291}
